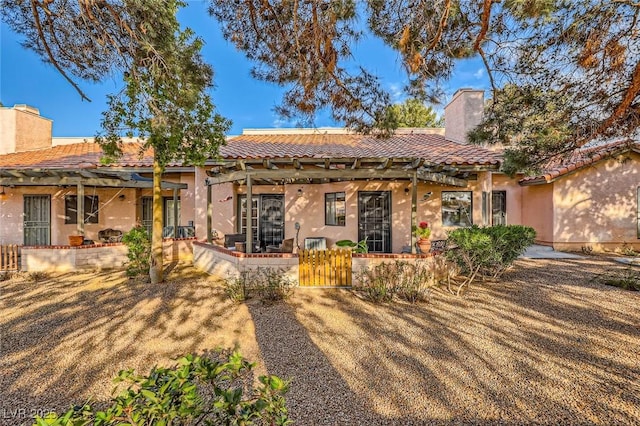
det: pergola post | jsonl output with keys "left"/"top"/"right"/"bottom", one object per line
{"left": 246, "top": 174, "right": 253, "bottom": 254}
{"left": 77, "top": 183, "right": 85, "bottom": 236}
{"left": 206, "top": 183, "right": 212, "bottom": 244}
{"left": 172, "top": 187, "right": 179, "bottom": 238}
{"left": 411, "top": 172, "right": 418, "bottom": 254}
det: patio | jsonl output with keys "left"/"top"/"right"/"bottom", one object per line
{"left": 1, "top": 258, "right": 639, "bottom": 424}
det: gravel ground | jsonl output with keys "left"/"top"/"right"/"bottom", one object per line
{"left": 2, "top": 258, "right": 640, "bottom": 425}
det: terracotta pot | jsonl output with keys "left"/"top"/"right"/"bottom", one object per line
{"left": 68, "top": 235, "right": 84, "bottom": 247}
{"left": 417, "top": 238, "right": 430, "bottom": 254}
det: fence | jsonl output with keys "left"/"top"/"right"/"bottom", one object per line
{"left": 299, "top": 249, "right": 352, "bottom": 287}
{"left": 0, "top": 245, "right": 21, "bottom": 271}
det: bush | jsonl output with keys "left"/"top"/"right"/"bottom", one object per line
{"left": 34, "top": 350, "right": 290, "bottom": 426}
{"left": 355, "top": 260, "right": 435, "bottom": 303}
{"left": 122, "top": 226, "right": 151, "bottom": 278}
{"left": 223, "top": 268, "right": 295, "bottom": 303}
{"left": 446, "top": 225, "right": 536, "bottom": 294}
{"left": 598, "top": 267, "right": 640, "bottom": 291}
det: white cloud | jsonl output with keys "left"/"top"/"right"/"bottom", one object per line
{"left": 388, "top": 82, "right": 406, "bottom": 103}
{"left": 473, "top": 68, "right": 484, "bottom": 79}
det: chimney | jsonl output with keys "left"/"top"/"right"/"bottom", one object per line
{"left": 444, "top": 88, "right": 484, "bottom": 144}
{"left": 0, "top": 104, "right": 52, "bottom": 154}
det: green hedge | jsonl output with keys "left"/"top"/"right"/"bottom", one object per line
{"left": 446, "top": 225, "right": 536, "bottom": 283}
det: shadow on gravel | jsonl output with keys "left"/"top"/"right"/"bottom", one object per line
{"left": 0, "top": 265, "right": 248, "bottom": 425}
{"left": 255, "top": 257, "right": 640, "bottom": 425}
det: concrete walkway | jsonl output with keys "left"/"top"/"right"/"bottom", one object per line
{"left": 520, "top": 244, "right": 584, "bottom": 259}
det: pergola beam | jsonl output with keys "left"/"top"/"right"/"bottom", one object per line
{"left": 206, "top": 167, "right": 467, "bottom": 187}
{"left": 0, "top": 176, "right": 187, "bottom": 189}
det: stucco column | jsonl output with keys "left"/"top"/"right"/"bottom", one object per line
{"left": 246, "top": 174, "right": 253, "bottom": 254}
{"left": 172, "top": 187, "right": 178, "bottom": 238}
{"left": 76, "top": 183, "right": 84, "bottom": 236}
{"left": 411, "top": 172, "right": 417, "bottom": 254}
{"left": 206, "top": 183, "right": 212, "bottom": 244}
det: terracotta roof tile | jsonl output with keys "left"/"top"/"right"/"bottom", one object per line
{"left": 0, "top": 132, "right": 502, "bottom": 169}
{"left": 519, "top": 139, "right": 640, "bottom": 185}
{"left": 221, "top": 133, "right": 501, "bottom": 166}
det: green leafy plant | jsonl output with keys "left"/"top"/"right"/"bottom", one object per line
{"left": 34, "top": 350, "right": 290, "bottom": 426}
{"left": 335, "top": 238, "right": 369, "bottom": 253}
{"left": 122, "top": 226, "right": 152, "bottom": 278}
{"left": 446, "top": 225, "right": 536, "bottom": 295}
{"left": 412, "top": 221, "right": 431, "bottom": 240}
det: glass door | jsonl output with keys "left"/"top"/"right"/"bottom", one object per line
{"left": 24, "top": 195, "right": 51, "bottom": 245}
{"left": 358, "top": 191, "right": 391, "bottom": 253}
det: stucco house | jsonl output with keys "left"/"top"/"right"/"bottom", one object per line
{"left": 1, "top": 89, "right": 638, "bottom": 272}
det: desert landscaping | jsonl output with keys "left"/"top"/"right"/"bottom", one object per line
{"left": 2, "top": 257, "right": 640, "bottom": 425}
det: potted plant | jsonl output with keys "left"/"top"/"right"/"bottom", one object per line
{"left": 413, "top": 221, "right": 431, "bottom": 253}
{"left": 68, "top": 235, "right": 84, "bottom": 246}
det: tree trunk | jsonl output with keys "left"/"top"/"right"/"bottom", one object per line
{"left": 150, "top": 157, "right": 164, "bottom": 284}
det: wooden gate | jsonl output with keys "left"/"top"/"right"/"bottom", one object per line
{"left": 299, "top": 249, "right": 352, "bottom": 287}
{"left": 0, "top": 245, "right": 20, "bottom": 271}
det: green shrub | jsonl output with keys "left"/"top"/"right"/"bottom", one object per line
{"left": 446, "top": 225, "right": 536, "bottom": 294}
{"left": 254, "top": 268, "right": 295, "bottom": 302}
{"left": 599, "top": 267, "right": 640, "bottom": 291}
{"left": 122, "top": 226, "right": 151, "bottom": 278}
{"left": 222, "top": 268, "right": 295, "bottom": 303}
{"left": 224, "top": 271, "right": 250, "bottom": 302}
{"left": 34, "top": 350, "right": 290, "bottom": 426}
{"left": 355, "top": 260, "right": 435, "bottom": 303}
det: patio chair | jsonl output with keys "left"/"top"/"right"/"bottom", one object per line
{"left": 266, "top": 238, "right": 294, "bottom": 253}
{"left": 98, "top": 228, "right": 123, "bottom": 243}
{"left": 224, "top": 233, "right": 246, "bottom": 249}
{"left": 416, "top": 239, "right": 447, "bottom": 255}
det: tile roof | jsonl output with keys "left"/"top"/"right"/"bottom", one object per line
{"left": 221, "top": 133, "right": 501, "bottom": 166}
{"left": 519, "top": 139, "right": 640, "bottom": 185}
{"left": 0, "top": 132, "right": 501, "bottom": 169}
{"left": 0, "top": 143, "right": 162, "bottom": 169}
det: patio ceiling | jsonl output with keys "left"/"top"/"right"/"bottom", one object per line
{"left": 204, "top": 157, "right": 489, "bottom": 188}
{"left": 0, "top": 168, "right": 187, "bottom": 190}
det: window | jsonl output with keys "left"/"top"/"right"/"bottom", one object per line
{"left": 325, "top": 192, "right": 346, "bottom": 226}
{"left": 163, "top": 197, "right": 181, "bottom": 227}
{"left": 141, "top": 196, "right": 153, "bottom": 235}
{"left": 442, "top": 191, "right": 473, "bottom": 227}
{"left": 64, "top": 195, "right": 99, "bottom": 224}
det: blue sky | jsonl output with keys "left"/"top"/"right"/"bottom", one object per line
{"left": 0, "top": 1, "right": 489, "bottom": 137}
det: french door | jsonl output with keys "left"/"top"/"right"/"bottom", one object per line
{"left": 24, "top": 195, "right": 51, "bottom": 245}
{"left": 358, "top": 191, "right": 391, "bottom": 253}
{"left": 239, "top": 194, "right": 285, "bottom": 249}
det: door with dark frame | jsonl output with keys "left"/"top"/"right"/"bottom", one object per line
{"left": 358, "top": 191, "right": 392, "bottom": 253}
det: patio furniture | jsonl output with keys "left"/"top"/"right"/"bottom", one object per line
{"left": 224, "top": 233, "right": 246, "bottom": 249}
{"left": 266, "top": 238, "right": 294, "bottom": 253}
{"left": 304, "top": 237, "right": 327, "bottom": 250}
{"left": 162, "top": 226, "right": 195, "bottom": 238}
{"left": 98, "top": 228, "right": 123, "bottom": 243}
{"left": 418, "top": 239, "right": 447, "bottom": 255}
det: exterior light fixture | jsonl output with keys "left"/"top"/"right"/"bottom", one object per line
{"left": 297, "top": 188, "right": 303, "bottom": 197}
{"left": 118, "top": 194, "right": 126, "bottom": 201}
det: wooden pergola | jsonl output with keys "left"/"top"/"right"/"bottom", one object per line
{"left": 0, "top": 168, "right": 187, "bottom": 238}
{"left": 204, "top": 156, "right": 495, "bottom": 254}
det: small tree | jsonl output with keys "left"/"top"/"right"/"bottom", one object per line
{"left": 122, "top": 226, "right": 151, "bottom": 278}
{"left": 97, "top": 0, "right": 231, "bottom": 283}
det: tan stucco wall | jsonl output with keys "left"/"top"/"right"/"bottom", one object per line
{"left": 491, "top": 173, "right": 524, "bottom": 225}
{"left": 551, "top": 153, "right": 640, "bottom": 251}
{"left": 521, "top": 184, "right": 554, "bottom": 244}
{"left": 0, "top": 107, "right": 52, "bottom": 154}
{"left": 0, "top": 173, "right": 195, "bottom": 246}
{"left": 207, "top": 175, "right": 489, "bottom": 253}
